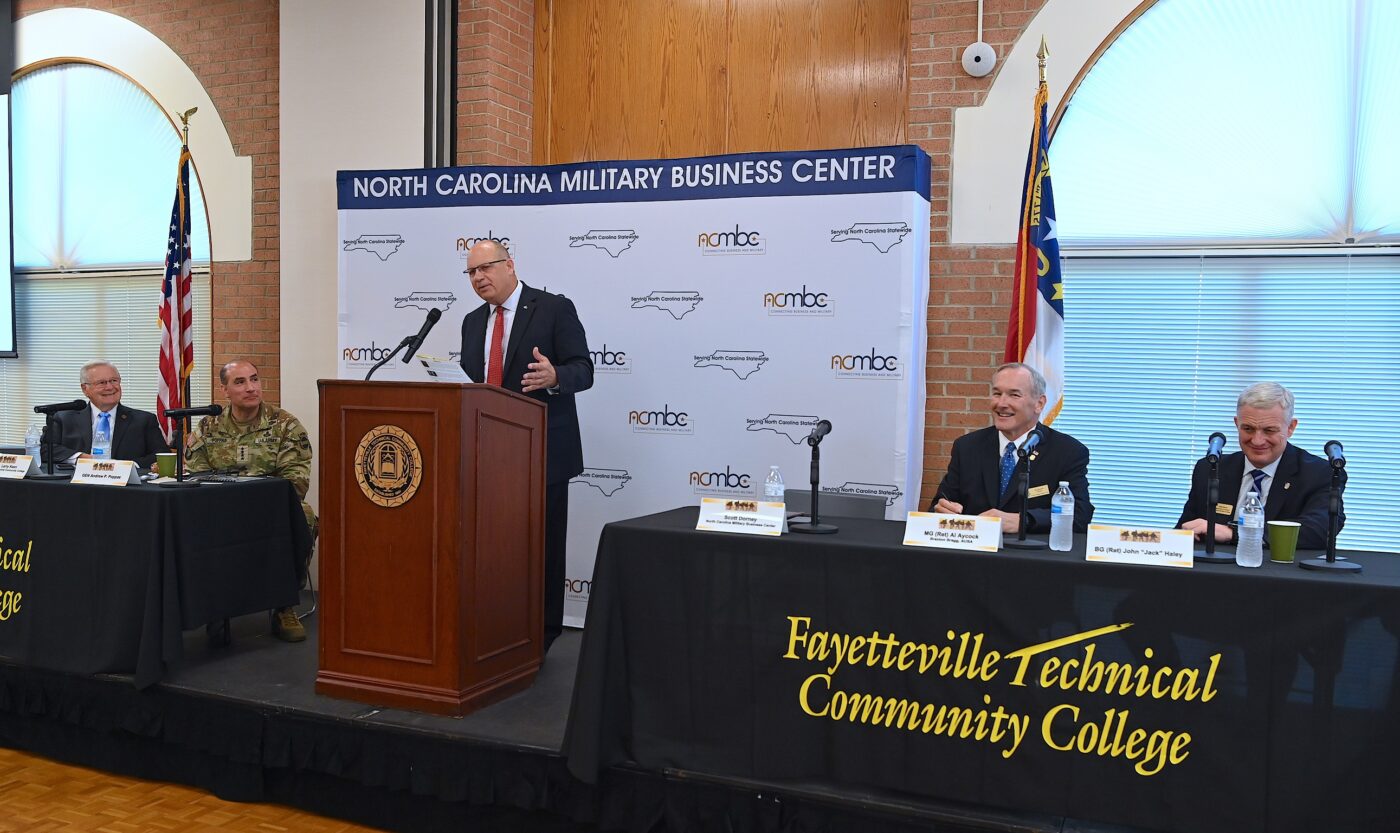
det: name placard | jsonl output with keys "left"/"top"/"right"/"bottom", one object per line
{"left": 1085, "top": 525, "right": 1194, "bottom": 569}
{"left": 71, "top": 458, "right": 141, "bottom": 486}
{"left": 0, "top": 455, "right": 38, "bottom": 480}
{"left": 903, "top": 512, "right": 1001, "bottom": 552}
{"left": 696, "top": 497, "right": 785, "bottom": 536}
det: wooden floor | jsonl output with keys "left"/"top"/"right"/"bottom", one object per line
{"left": 0, "top": 747, "right": 387, "bottom": 833}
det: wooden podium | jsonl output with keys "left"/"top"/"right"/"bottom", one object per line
{"left": 315, "top": 380, "right": 546, "bottom": 715}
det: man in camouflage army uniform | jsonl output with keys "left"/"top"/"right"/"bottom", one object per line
{"left": 185, "top": 359, "right": 316, "bottom": 642}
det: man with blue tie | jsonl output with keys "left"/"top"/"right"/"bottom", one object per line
{"left": 929, "top": 362, "right": 1094, "bottom": 534}
{"left": 1178, "top": 381, "right": 1341, "bottom": 550}
{"left": 41, "top": 360, "right": 170, "bottom": 470}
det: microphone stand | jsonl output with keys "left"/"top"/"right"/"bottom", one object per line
{"left": 788, "top": 436, "right": 838, "bottom": 535}
{"left": 1194, "top": 457, "right": 1232, "bottom": 563}
{"left": 1003, "top": 453, "right": 1047, "bottom": 550}
{"left": 157, "top": 417, "right": 201, "bottom": 489}
{"left": 1299, "top": 466, "right": 1359, "bottom": 572}
{"left": 29, "top": 412, "right": 70, "bottom": 480}
{"left": 364, "top": 337, "right": 413, "bottom": 381}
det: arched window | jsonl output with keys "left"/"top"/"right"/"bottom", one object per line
{"left": 1050, "top": 0, "right": 1400, "bottom": 551}
{"left": 0, "top": 62, "right": 212, "bottom": 440}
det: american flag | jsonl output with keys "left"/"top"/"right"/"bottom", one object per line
{"left": 157, "top": 145, "right": 194, "bottom": 441}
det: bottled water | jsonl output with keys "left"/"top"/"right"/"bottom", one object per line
{"left": 92, "top": 416, "right": 112, "bottom": 461}
{"left": 1236, "top": 489, "right": 1264, "bottom": 568}
{"left": 1049, "top": 481, "right": 1074, "bottom": 551}
{"left": 25, "top": 424, "right": 42, "bottom": 465}
{"left": 764, "top": 465, "right": 785, "bottom": 502}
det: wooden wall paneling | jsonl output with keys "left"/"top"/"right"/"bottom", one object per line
{"left": 655, "top": 0, "right": 730, "bottom": 159}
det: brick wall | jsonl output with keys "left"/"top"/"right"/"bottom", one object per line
{"left": 910, "top": 0, "right": 1049, "bottom": 504}
{"left": 12, "top": 0, "right": 281, "bottom": 405}
{"left": 456, "top": 0, "right": 533, "bottom": 164}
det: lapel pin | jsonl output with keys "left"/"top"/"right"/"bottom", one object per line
{"left": 1284, "top": 482, "right": 1291, "bottom": 490}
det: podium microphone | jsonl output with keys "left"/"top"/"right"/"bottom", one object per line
{"left": 807, "top": 419, "right": 832, "bottom": 445}
{"left": 164, "top": 404, "right": 223, "bottom": 420}
{"left": 34, "top": 399, "right": 87, "bottom": 415}
{"left": 1205, "top": 431, "right": 1227, "bottom": 463}
{"left": 1324, "top": 440, "right": 1345, "bottom": 469}
{"left": 400, "top": 307, "right": 443, "bottom": 363}
{"left": 1017, "top": 427, "right": 1044, "bottom": 459}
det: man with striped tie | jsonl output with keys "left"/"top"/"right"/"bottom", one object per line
{"left": 1178, "top": 382, "right": 1342, "bottom": 550}
{"left": 929, "top": 362, "right": 1094, "bottom": 535}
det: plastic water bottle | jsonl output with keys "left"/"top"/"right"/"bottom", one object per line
{"left": 25, "top": 424, "right": 42, "bottom": 465}
{"left": 764, "top": 465, "right": 785, "bottom": 503}
{"left": 1049, "top": 481, "right": 1074, "bottom": 551}
{"left": 1236, "top": 489, "right": 1265, "bottom": 568}
{"left": 92, "top": 416, "right": 112, "bottom": 461}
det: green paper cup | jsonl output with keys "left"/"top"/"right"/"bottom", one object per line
{"left": 155, "top": 452, "right": 177, "bottom": 478}
{"left": 1267, "top": 520, "right": 1301, "bottom": 563}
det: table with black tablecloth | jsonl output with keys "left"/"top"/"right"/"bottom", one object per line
{"left": 0, "top": 478, "right": 309, "bottom": 688}
{"left": 563, "top": 507, "right": 1400, "bottom": 833}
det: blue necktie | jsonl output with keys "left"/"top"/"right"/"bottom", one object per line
{"left": 998, "top": 442, "right": 1017, "bottom": 498}
{"left": 1249, "top": 469, "right": 1267, "bottom": 500}
{"left": 98, "top": 411, "right": 110, "bottom": 440}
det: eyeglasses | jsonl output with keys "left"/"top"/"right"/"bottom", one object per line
{"left": 465, "top": 258, "right": 507, "bottom": 278}
{"left": 83, "top": 378, "right": 122, "bottom": 388}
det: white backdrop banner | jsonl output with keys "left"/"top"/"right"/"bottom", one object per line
{"left": 337, "top": 146, "right": 931, "bottom": 625}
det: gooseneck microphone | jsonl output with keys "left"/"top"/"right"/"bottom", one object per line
{"left": 34, "top": 399, "right": 87, "bottom": 415}
{"left": 1205, "top": 432, "right": 1227, "bottom": 463}
{"left": 807, "top": 419, "right": 832, "bottom": 445}
{"left": 1017, "top": 427, "right": 1044, "bottom": 459}
{"left": 400, "top": 307, "right": 443, "bottom": 363}
{"left": 164, "top": 404, "right": 224, "bottom": 420}
{"left": 1324, "top": 440, "right": 1345, "bottom": 469}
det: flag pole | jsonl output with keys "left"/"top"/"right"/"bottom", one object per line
{"left": 177, "top": 108, "right": 197, "bottom": 418}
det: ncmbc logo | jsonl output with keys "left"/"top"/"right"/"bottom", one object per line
{"left": 628, "top": 404, "right": 693, "bottom": 435}
{"left": 342, "top": 340, "right": 394, "bottom": 367}
{"left": 831, "top": 348, "right": 903, "bottom": 380}
{"left": 455, "top": 230, "right": 512, "bottom": 257}
{"left": 565, "top": 577, "right": 592, "bottom": 603}
{"left": 689, "top": 465, "right": 754, "bottom": 496}
{"left": 590, "top": 344, "right": 631, "bottom": 374}
{"left": 697, "top": 224, "right": 766, "bottom": 256}
{"left": 763, "top": 284, "right": 833, "bottom": 317}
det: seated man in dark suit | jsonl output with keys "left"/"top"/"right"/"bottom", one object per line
{"left": 1178, "top": 381, "right": 1341, "bottom": 550}
{"left": 40, "top": 360, "right": 170, "bottom": 470}
{"left": 929, "top": 362, "right": 1094, "bottom": 534}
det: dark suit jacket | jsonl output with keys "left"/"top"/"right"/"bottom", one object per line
{"left": 929, "top": 423, "right": 1094, "bottom": 533}
{"left": 1176, "top": 443, "right": 1342, "bottom": 551}
{"left": 40, "top": 403, "right": 171, "bottom": 469}
{"left": 459, "top": 283, "right": 593, "bottom": 484}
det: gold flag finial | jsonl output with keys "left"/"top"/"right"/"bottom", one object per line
{"left": 177, "top": 108, "right": 197, "bottom": 145}
{"left": 1037, "top": 36, "right": 1049, "bottom": 85}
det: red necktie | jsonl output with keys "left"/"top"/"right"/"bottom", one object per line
{"left": 486, "top": 305, "right": 506, "bottom": 386}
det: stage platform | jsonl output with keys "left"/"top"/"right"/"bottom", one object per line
{"left": 0, "top": 602, "right": 1146, "bottom": 833}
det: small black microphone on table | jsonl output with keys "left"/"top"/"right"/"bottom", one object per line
{"left": 33, "top": 399, "right": 87, "bottom": 415}
{"left": 164, "top": 404, "right": 224, "bottom": 419}
{"left": 807, "top": 419, "right": 832, "bottom": 445}
{"left": 1018, "top": 427, "right": 1044, "bottom": 458}
{"left": 1324, "top": 440, "right": 1345, "bottom": 469}
{"left": 1206, "top": 431, "right": 1227, "bottom": 463}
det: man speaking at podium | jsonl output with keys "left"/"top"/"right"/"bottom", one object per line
{"left": 1177, "top": 381, "right": 1341, "bottom": 550}
{"left": 459, "top": 240, "right": 593, "bottom": 652}
{"left": 929, "top": 362, "right": 1094, "bottom": 534}
{"left": 41, "top": 360, "right": 170, "bottom": 469}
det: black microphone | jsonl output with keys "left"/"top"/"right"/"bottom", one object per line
{"left": 807, "top": 419, "right": 832, "bottom": 445}
{"left": 400, "top": 307, "right": 443, "bottom": 363}
{"left": 34, "top": 399, "right": 87, "bottom": 415}
{"left": 164, "top": 404, "right": 224, "bottom": 419}
{"left": 1206, "top": 431, "right": 1227, "bottom": 463}
{"left": 1018, "top": 427, "right": 1044, "bottom": 459}
{"left": 1324, "top": 440, "right": 1345, "bottom": 469}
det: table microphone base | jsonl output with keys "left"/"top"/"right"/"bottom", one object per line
{"left": 1005, "top": 537, "right": 1047, "bottom": 550}
{"left": 27, "top": 472, "right": 70, "bottom": 481}
{"left": 157, "top": 479, "right": 203, "bottom": 489}
{"left": 1194, "top": 549, "right": 1234, "bottom": 564}
{"left": 788, "top": 519, "right": 838, "bottom": 535}
{"left": 1298, "top": 556, "right": 1362, "bottom": 573}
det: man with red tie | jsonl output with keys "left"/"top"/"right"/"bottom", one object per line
{"left": 459, "top": 240, "right": 593, "bottom": 652}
